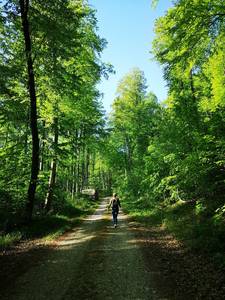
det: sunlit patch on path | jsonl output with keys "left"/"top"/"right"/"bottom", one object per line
{"left": 85, "top": 202, "right": 107, "bottom": 221}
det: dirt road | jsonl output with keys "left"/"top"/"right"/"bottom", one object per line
{"left": 2, "top": 199, "right": 225, "bottom": 299}
{"left": 1, "top": 199, "right": 161, "bottom": 300}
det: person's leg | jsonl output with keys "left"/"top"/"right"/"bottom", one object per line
{"left": 112, "top": 212, "right": 115, "bottom": 225}
{"left": 115, "top": 212, "right": 118, "bottom": 225}
{"left": 112, "top": 212, "right": 117, "bottom": 227}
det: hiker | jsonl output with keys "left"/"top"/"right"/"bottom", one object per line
{"left": 108, "top": 193, "right": 121, "bottom": 228}
{"left": 93, "top": 189, "right": 99, "bottom": 201}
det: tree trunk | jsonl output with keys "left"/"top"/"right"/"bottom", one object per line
{"left": 71, "top": 164, "right": 75, "bottom": 201}
{"left": 39, "top": 120, "right": 46, "bottom": 171}
{"left": 86, "top": 148, "right": 90, "bottom": 187}
{"left": 19, "top": 0, "right": 39, "bottom": 222}
{"left": 81, "top": 157, "right": 85, "bottom": 190}
{"left": 66, "top": 177, "right": 69, "bottom": 192}
{"left": 81, "top": 128, "right": 86, "bottom": 190}
{"left": 91, "top": 152, "right": 95, "bottom": 180}
{"left": 76, "top": 146, "right": 81, "bottom": 193}
{"left": 44, "top": 117, "right": 58, "bottom": 212}
{"left": 101, "top": 171, "right": 105, "bottom": 190}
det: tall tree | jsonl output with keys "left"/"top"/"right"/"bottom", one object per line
{"left": 0, "top": 0, "right": 111, "bottom": 224}
{"left": 19, "top": 0, "right": 39, "bottom": 221}
{"left": 110, "top": 68, "right": 160, "bottom": 195}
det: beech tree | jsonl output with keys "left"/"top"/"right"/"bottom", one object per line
{"left": 109, "top": 68, "right": 160, "bottom": 196}
{"left": 0, "top": 0, "right": 111, "bottom": 224}
{"left": 19, "top": 0, "right": 39, "bottom": 221}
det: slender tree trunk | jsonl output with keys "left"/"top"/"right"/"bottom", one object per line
{"left": 71, "top": 164, "right": 76, "bottom": 201}
{"left": 101, "top": 171, "right": 105, "bottom": 190}
{"left": 66, "top": 177, "right": 69, "bottom": 192}
{"left": 86, "top": 148, "right": 90, "bottom": 187}
{"left": 39, "top": 120, "right": 46, "bottom": 171}
{"left": 44, "top": 117, "right": 58, "bottom": 212}
{"left": 98, "top": 165, "right": 101, "bottom": 187}
{"left": 76, "top": 145, "right": 81, "bottom": 193}
{"left": 81, "top": 128, "right": 86, "bottom": 190}
{"left": 81, "top": 157, "right": 85, "bottom": 189}
{"left": 91, "top": 152, "right": 95, "bottom": 178}
{"left": 19, "top": 0, "right": 39, "bottom": 221}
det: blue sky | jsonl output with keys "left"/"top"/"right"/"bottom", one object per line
{"left": 89, "top": 0, "right": 173, "bottom": 113}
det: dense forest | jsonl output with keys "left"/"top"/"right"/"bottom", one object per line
{"left": 1, "top": 0, "right": 225, "bottom": 264}
{"left": 0, "top": 0, "right": 112, "bottom": 229}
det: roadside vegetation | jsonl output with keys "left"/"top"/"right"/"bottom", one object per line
{"left": 0, "top": 196, "right": 98, "bottom": 251}
{"left": 0, "top": 0, "right": 111, "bottom": 248}
{"left": 123, "top": 197, "right": 225, "bottom": 267}
{"left": 103, "top": 0, "right": 225, "bottom": 266}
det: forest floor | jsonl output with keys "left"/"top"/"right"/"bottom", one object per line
{"left": 0, "top": 198, "right": 225, "bottom": 300}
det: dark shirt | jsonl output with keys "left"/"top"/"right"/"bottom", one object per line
{"left": 109, "top": 197, "right": 121, "bottom": 213}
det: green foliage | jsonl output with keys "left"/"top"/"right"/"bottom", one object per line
{"left": 22, "top": 197, "right": 98, "bottom": 240}
{"left": 108, "top": 68, "right": 161, "bottom": 196}
{"left": 100, "top": 0, "right": 225, "bottom": 266}
{"left": 0, "top": 0, "right": 111, "bottom": 225}
{"left": 0, "top": 232, "right": 22, "bottom": 251}
{"left": 0, "top": 197, "right": 98, "bottom": 250}
{"left": 123, "top": 195, "right": 225, "bottom": 265}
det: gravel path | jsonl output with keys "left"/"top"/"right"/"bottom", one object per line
{"left": 1, "top": 199, "right": 161, "bottom": 300}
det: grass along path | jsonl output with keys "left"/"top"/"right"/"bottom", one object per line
{"left": 0, "top": 198, "right": 98, "bottom": 251}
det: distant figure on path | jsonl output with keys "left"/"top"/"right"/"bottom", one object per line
{"left": 93, "top": 189, "right": 99, "bottom": 201}
{"left": 108, "top": 193, "right": 121, "bottom": 228}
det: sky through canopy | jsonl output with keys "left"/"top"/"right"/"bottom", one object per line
{"left": 89, "top": 0, "right": 173, "bottom": 112}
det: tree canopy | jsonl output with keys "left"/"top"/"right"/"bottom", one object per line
{"left": 0, "top": 0, "right": 112, "bottom": 224}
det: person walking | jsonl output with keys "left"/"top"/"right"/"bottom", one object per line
{"left": 108, "top": 193, "right": 121, "bottom": 228}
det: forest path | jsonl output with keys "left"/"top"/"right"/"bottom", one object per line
{"left": 1, "top": 199, "right": 161, "bottom": 300}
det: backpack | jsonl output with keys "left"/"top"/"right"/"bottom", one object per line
{"left": 112, "top": 199, "right": 119, "bottom": 212}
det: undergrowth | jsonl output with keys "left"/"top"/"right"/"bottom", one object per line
{"left": 0, "top": 232, "right": 22, "bottom": 250}
{"left": 123, "top": 196, "right": 225, "bottom": 267}
{"left": 0, "top": 196, "right": 98, "bottom": 251}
